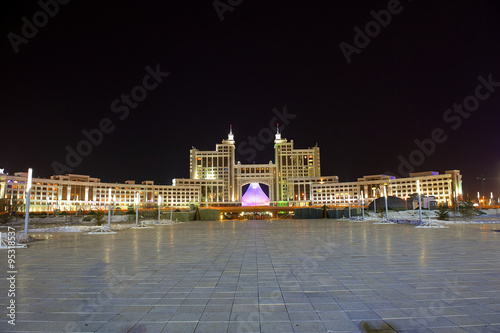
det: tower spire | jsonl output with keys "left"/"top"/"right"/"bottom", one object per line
{"left": 275, "top": 123, "right": 281, "bottom": 140}
{"left": 228, "top": 124, "right": 234, "bottom": 141}
{"left": 223, "top": 124, "right": 235, "bottom": 144}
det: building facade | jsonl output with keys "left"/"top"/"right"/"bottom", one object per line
{"left": 311, "top": 171, "right": 462, "bottom": 207}
{"left": 0, "top": 127, "right": 463, "bottom": 212}
{"left": 0, "top": 173, "right": 200, "bottom": 212}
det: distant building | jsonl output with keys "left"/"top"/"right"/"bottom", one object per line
{"left": 0, "top": 172, "right": 200, "bottom": 213}
{"left": 311, "top": 171, "right": 462, "bottom": 207}
{"left": 0, "top": 128, "right": 462, "bottom": 212}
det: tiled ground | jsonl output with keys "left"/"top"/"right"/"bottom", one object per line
{"left": 1, "top": 220, "right": 500, "bottom": 332}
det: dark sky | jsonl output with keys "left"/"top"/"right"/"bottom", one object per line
{"left": 2, "top": 1, "right": 500, "bottom": 196}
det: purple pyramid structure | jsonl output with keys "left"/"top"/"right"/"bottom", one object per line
{"left": 242, "top": 183, "right": 270, "bottom": 206}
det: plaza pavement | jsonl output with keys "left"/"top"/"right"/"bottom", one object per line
{"left": 1, "top": 220, "right": 500, "bottom": 333}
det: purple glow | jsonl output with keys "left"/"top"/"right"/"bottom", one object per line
{"left": 242, "top": 183, "right": 270, "bottom": 206}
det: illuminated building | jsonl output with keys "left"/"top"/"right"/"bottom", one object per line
{"left": 0, "top": 127, "right": 463, "bottom": 212}
{"left": 0, "top": 172, "right": 199, "bottom": 212}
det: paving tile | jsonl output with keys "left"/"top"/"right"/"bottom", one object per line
{"left": 129, "top": 322, "right": 167, "bottom": 332}
{"left": 463, "top": 325, "right": 500, "bottom": 333}
{"left": 162, "top": 321, "right": 198, "bottom": 333}
{"left": 227, "top": 321, "right": 260, "bottom": 332}
{"left": 194, "top": 321, "right": 229, "bottom": 332}
{"left": 260, "top": 310, "right": 290, "bottom": 322}
{"left": 200, "top": 311, "right": 231, "bottom": 322}
{"left": 95, "top": 321, "right": 137, "bottom": 332}
{"left": 286, "top": 303, "right": 316, "bottom": 312}
{"left": 287, "top": 311, "right": 321, "bottom": 321}
{"left": 445, "top": 315, "right": 489, "bottom": 326}
{"left": 345, "top": 310, "right": 381, "bottom": 320}
{"left": 354, "top": 319, "right": 395, "bottom": 332}
{"left": 291, "top": 320, "right": 327, "bottom": 332}
{"left": 260, "top": 320, "right": 294, "bottom": 333}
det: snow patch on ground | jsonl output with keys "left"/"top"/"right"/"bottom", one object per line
{"left": 24, "top": 220, "right": 182, "bottom": 233}
{"left": 28, "top": 226, "right": 91, "bottom": 233}
{"left": 1, "top": 232, "right": 37, "bottom": 243}
{"left": 359, "top": 209, "right": 500, "bottom": 225}
{"left": 140, "top": 219, "right": 181, "bottom": 225}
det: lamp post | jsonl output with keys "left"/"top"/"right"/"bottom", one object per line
{"left": 107, "top": 188, "right": 112, "bottom": 229}
{"left": 158, "top": 194, "right": 162, "bottom": 223}
{"left": 361, "top": 190, "right": 365, "bottom": 221}
{"left": 384, "top": 185, "right": 389, "bottom": 222}
{"left": 417, "top": 180, "right": 422, "bottom": 223}
{"left": 135, "top": 192, "right": 139, "bottom": 226}
{"left": 24, "top": 168, "right": 33, "bottom": 234}
{"left": 347, "top": 193, "right": 351, "bottom": 218}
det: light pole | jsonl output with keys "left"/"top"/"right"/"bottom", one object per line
{"left": 135, "top": 192, "right": 139, "bottom": 226}
{"left": 24, "top": 168, "right": 33, "bottom": 234}
{"left": 417, "top": 180, "right": 422, "bottom": 223}
{"left": 361, "top": 190, "right": 365, "bottom": 221}
{"left": 384, "top": 185, "right": 389, "bottom": 222}
{"left": 158, "top": 194, "right": 162, "bottom": 223}
{"left": 348, "top": 193, "right": 351, "bottom": 218}
{"left": 107, "top": 188, "right": 112, "bottom": 229}
{"left": 477, "top": 191, "right": 481, "bottom": 210}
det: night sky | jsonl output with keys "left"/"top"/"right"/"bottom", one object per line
{"left": 2, "top": 1, "right": 500, "bottom": 196}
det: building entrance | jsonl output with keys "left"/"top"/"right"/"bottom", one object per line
{"left": 241, "top": 183, "right": 270, "bottom": 206}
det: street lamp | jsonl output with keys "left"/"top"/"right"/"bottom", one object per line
{"left": 361, "top": 190, "right": 365, "bottom": 221}
{"left": 384, "top": 185, "right": 389, "bottom": 222}
{"left": 347, "top": 193, "right": 351, "bottom": 218}
{"left": 135, "top": 192, "right": 139, "bottom": 226}
{"left": 158, "top": 194, "right": 162, "bottom": 223}
{"left": 107, "top": 188, "right": 112, "bottom": 229}
{"left": 372, "top": 188, "right": 377, "bottom": 214}
{"left": 417, "top": 180, "right": 422, "bottom": 223}
{"left": 24, "top": 168, "right": 33, "bottom": 234}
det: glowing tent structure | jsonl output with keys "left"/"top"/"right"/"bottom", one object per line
{"left": 242, "top": 183, "right": 270, "bottom": 206}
